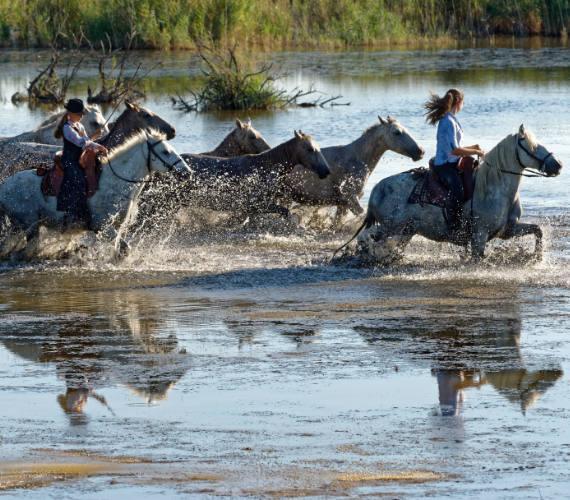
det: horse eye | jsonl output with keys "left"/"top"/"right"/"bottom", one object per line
{"left": 393, "top": 130, "right": 402, "bottom": 136}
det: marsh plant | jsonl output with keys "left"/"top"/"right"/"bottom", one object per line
{"left": 172, "top": 45, "right": 319, "bottom": 112}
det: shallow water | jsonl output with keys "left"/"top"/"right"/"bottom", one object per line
{"left": 0, "top": 42, "right": 569, "bottom": 497}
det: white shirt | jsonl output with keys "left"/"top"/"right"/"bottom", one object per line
{"left": 63, "top": 121, "right": 94, "bottom": 149}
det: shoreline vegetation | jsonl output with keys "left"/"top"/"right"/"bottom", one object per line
{"left": 0, "top": 1, "right": 568, "bottom": 51}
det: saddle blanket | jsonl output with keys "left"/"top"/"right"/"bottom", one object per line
{"left": 408, "top": 157, "right": 478, "bottom": 208}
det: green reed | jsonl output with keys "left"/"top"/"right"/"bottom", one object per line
{"left": 0, "top": 0, "right": 568, "bottom": 49}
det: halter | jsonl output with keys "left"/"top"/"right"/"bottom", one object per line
{"left": 499, "top": 137, "right": 553, "bottom": 178}
{"left": 107, "top": 139, "right": 184, "bottom": 184}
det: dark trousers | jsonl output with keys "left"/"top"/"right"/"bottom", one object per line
{"left": 57, "top": 158, "right": 90, "bottom": 226}
{"left": 436, "top": 162, "right": 464, "bottom": 230}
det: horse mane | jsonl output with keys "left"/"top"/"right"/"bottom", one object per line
{"left": 475, "top": 127, "right": 540, "bottom": 198}
{"left": 35, "top": 104, "right": 102, "bottom": 130}
{"left": 362, "top": 116, "right": 398, "bottom": 136}
{"left": 474, "top": 134, "right": 516, "bottom": 198}
{"left": 521, "top": 128, "right": 537, "bottom": 151}
{"left": 101, "top": 129, "right": 166, "bottom": 162}
{"left": 37, "top": 111, "right": 64, "bottom": 128}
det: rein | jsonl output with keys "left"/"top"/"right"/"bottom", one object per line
{"left": 498, "top": 137, "right": 552, "bottom": 178}
{"left": 105, "top": 139, "right": 183, "bottom": 184}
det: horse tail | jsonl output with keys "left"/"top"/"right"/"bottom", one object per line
{"left": 331, "top": 210, "right": 375, "bottom": 260}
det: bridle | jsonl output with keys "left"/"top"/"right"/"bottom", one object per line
{"left": 107, "top": 139, "right": 184, "bottom": 184}
{"left": 500, "top": 137, "right": 553, "bottom": 178}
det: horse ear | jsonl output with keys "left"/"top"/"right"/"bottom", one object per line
{"left": 247, "top": 117, "right": 252, "bottom": 126}
{"left": 294, "top": 130, "right": 302, "bottom": 139}
{"left": 387, "top": 115, "right": 394, "bottom": 123}
{"left": 378, "top": 116, "right": 387, "bottom": 125}
{"left": 125, "top": 101, "right": 135, "bottom": 110}
{"left": 236, "top": 118, "right": 245, "bottom": 129}
{"left": 519, "top": 124, "right": 526, "bottom": 136}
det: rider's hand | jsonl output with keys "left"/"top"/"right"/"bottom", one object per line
{"left": 97, "top": 144, "right": 108, "bottom": 155}
{"left": 90, "top": 127, "right": 105, "bottom": 141}
{"left": 476, "top": 148, "right": 485, "bottom": 158}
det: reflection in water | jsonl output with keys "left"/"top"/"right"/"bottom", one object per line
{"left": 0, "top": 286, "right": 190, "bottom": 424}
{"left": 352, "top": 286, "right": 563, "bottom": 417}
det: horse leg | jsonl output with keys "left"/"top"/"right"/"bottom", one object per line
{"left": 501, "top": 222, "right": 543, "bottom": 260}
{"left": 359, "top": 221, "right": 413, "bottom": 265}
{"left": 332, "top": 205, "right": 349, "bottom": 229}
{"left": 333, "top": 196, "right": 363, "bottom": 229}
{"left": 347, "top": 196, "right": 364, "bottom": 217}
{"left": 471, "top": 227, "right": 489, "bottom": 262}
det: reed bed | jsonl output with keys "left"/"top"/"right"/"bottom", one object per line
{"left": 0, "top": 0, "right": 568, "bottom": 50}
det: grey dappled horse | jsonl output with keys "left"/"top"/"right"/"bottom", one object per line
{"left": 338, "top": 126, "right": 562, "bottom": 263}
{"left": 0, "top": 105, "right": 107, "bottom": 146}
{"left": 0, "top": 130, "right": 189, "bottom": 258}
{"left": 282, "top": 116, "right": 424, "bottom": 224}
{"left": 0, "top": 101, "right": 177, "bottom": 184}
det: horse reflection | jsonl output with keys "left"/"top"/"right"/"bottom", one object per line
{"left": 355, "top": 289, "right": 562, "bottom": 416}
{"left": 0, "top": 288, "right": 190, "bottom": 422}
{"left": 224, "top": 317, "right": 320, "bottom": 350}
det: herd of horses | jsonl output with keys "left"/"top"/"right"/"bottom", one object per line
{"left": 0, "top": 101, "right": 564, "bottom": 263}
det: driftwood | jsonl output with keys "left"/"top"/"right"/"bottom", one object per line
{"left": 86, "top": 34, "right": 152, "bottom": 104}
{"left": 12, "top": 51, "right": 83, "bottom": 105}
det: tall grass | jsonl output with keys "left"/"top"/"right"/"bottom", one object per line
{"left": 0, "top": 0, "right": 568, "bottom": 49}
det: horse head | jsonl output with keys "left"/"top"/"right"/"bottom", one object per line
{"left": 517, "top": 124, "right": 562, "bottom": 177}
{"left": 291, "top": 130, "right": 330, "bottom": 179}
{"left": 234, "top": 118, "right": 271, "bottom": 154}
{"left": 82, "top": 105, "right": 109, "bottom": 137}
{"left": 144, "top": 131, "right": 190, "bottom": 175}
{"left": 124, "top": 101, "right": 176, "bottom": 140}
{"left": 378, "top": 115, "right": 424, "bottom": 162}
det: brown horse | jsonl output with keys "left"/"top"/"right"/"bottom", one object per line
{"left": 132, "top": 131, "right": 330, "bottom": 232}
{"left": 197, "top": 118, "right": 270, "bottom": 157}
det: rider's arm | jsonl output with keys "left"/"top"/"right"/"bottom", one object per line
{"left": 64, "top": 123, "right": 107, "bottom": 154}
{"left": 63, "top": 123, "right": 94, "bottom": 149}
{"left": 452, "top": 146, "right": 485, "bottom": 158}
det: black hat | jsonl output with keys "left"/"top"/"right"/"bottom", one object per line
{"left": 64, "top": 98, "right": 85, "bottom": 114}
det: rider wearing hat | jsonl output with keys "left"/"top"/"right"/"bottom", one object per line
{"left": 54, "top": 98, "right": 107, "bottom": 228}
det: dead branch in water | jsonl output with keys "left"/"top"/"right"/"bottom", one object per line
{"left": 171, "top": 44, "right": 349, "bottom": 112}
{"left": 11, "top": 49, "right": 84, "bottom": 105}
{"left": 86, "top": 32, "right": 153, "bottom": 104}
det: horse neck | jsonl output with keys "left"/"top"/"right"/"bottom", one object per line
{"left": 349, "top": 127, "right": 388, "bottom": 172}
{"left": 255, "top": 139, "right": 295, "bottom": 172}
{"left": 96, "top": 142, "right": 149, "bottom": 205}
{"left": 477, "top": 135, "right": 523, "bottom": 199}
{"left": 99, "top": 119, "right": 131, "bottom": 149}
{"left": 206, "top": 131, "right": 240, "bottom": 156}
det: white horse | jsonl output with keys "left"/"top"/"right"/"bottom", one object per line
{"left": 282, "top": 116, "right": 425, "bottom": 225}
{"left": 337, "top": 126, "right": 563, "bottom": 263}
{"left": 0, "top": 130, "right": 190, "bottom": 258}
{"left": 0, "top": 105, "right": 108, "bottom": 145}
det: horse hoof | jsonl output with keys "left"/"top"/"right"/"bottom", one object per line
{"left": 115, "top": 240, "right": 131, "bottom": 260}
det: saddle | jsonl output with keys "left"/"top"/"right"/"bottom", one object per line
{"left": 408, "top": 156, "right": 478, "bottom": 208}
{"left": 37, "top": 149, "right": 101, "bottom": 198}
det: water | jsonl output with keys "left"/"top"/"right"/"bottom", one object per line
{"left": 0, "top": 43, "right": 569, "bottom": 497}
